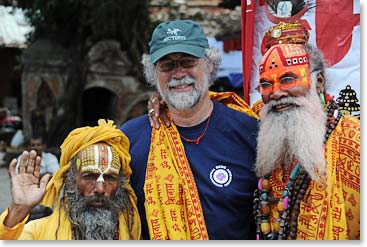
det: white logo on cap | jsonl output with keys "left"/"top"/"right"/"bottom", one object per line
{"left": 163, "top": 27, "right": 186, "bottom": 42}
{"left": 167, "top": 28, "right": 181, "bottom": 35}
{"left": 210, "top": 165, "right": 232, "bottom": 187}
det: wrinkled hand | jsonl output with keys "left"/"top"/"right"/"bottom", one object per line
{"left": 9, "top": 150, "right": 51, "bottom": 207}
{"left": 147, "top": 91, "right": 170, "bottom": 129}
{"left": 5, "top": 150, "right": 51, "bottom": 227}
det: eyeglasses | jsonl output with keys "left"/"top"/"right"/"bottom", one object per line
{"left": 156, "top": 56, "right": 199, "bottom": 72}
{"left": 259, "top": 74, "right": 303, "bottom": 95}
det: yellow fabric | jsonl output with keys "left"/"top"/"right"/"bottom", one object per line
{"left": 0, "top": 119, "right": 141, "bottom": 239}
{"left": 0, "top": 205, "right": 140, "bottom": 240}
{"left": 145, "top": 119, "right": 208, "bottom": 240}
{"left": 251, "top": 99, "right": 264, "bottom": 117}
{"left": 267, "top": 115, "right": 360, "bottom": 239}
{"left": 144, "top": 91, "right": 257, "bottom": 240}
{"left": 41, "top": 119, "right": 133, "bottom": 208}
{"left": 208, "top": 91, "right": 259, "bottom": 118}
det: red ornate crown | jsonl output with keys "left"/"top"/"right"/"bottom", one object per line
{"left": 261, "top": 21, "right": 310, "bottom": 54}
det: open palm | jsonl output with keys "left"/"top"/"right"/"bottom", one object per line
{"left": 8, "top": 150, "right": 51, "bottom": 208}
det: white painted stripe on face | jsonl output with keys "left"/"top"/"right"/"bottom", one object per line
{"left": 94, "top": 145, "right": 99, "bottom": 168}
{"left": 97, "top": 173, "right": 104, "bottom": 182}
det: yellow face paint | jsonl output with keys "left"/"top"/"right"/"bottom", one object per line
{"left": 75, "top": 143, "right": 120, "bottom": 182}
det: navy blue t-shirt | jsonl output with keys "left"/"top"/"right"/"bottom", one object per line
{"left": 121, "top": 100, "right": 258, "bottom": 240}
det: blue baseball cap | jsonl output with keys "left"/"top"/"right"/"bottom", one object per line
{"left": 149, "top": 20, "right": 209, "bottom": 64}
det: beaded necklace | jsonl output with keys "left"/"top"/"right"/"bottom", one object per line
{"left": 253, "top": 98, "right": 341, "bottom": 240}
{"left": 180, "top": 113, "right": 212, "bottom": 145}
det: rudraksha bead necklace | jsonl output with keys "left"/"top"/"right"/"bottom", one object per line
{"left": 253, "top": 97, "right": 341, "bottom": 240}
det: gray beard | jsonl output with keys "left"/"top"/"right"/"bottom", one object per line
{"left": 63, "top": 165, "right": 134, "bottom": 240}
{"left": 158, "top": 76, "right": 209, "bottom": 110}
{"left": 255, "top": 88, "right": 327, "bottom": 181}
{"left": 68, "top": 195, "right": 121, "bottom": 240}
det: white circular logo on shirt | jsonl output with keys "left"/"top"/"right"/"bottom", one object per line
{"left": 210, "top": 165, "right": 232, "bottom": 187}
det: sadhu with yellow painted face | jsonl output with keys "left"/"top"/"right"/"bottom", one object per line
{"left": 0, "top": 119, "right": 141, "bottom": 240}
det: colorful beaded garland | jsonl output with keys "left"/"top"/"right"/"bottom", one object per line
{"left": 253, "top": 99, "right": 341, "bottom": 240}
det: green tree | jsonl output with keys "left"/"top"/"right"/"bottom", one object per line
{"left": 12, "top": 0, "right": 152, "bottom": 146}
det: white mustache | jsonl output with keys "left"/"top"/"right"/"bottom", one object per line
{"left": 166, "top": 77, "right": 196, "bottom": 88}
{"left": 263, "top": 96, "right": 305, "bottom": 115}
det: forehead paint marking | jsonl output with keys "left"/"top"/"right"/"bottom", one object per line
{"left": 260, "top": 44, "right": 309, "bottom": 75}
{"left": 78, "top": 144, "right": 120, "bottom": 182}
{"left": 300, "top": 67, "right": 308, "bottom": 82}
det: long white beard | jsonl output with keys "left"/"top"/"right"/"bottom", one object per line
{"left": 157, "top": 75, "right": 209, "bottom": 110}
{"left": 255, "top": 88, "right": 327, "bottom": 182}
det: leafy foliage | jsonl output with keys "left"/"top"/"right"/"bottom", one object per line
{"left": 16, "top": 0, "right": 151, "bottom": 57}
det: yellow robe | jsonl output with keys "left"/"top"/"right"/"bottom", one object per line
{"left": 268, "top": 115, "right": 360, "bottom": 239}
{"left": 0, "top": 205, "right": 141, "bottom": 240}
{"left": 144, "top": 91, "right": 257, "bottom": 240}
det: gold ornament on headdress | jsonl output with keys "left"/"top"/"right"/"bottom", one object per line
{"left": 262, "top": 21, "right": 310, "bottom": 54}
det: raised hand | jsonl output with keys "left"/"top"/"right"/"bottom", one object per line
{"left": 4, "top": 150, "right": 51, "bottom": 227}
{"left": 147, "top": 91, "right": 170, "bottom": 129}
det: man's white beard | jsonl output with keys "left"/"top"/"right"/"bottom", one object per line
{"left": 157, "top": 75, "right": 209, "bottom": 110}
{"left": 256, "top": 88, "right": 327, "bottom": 182}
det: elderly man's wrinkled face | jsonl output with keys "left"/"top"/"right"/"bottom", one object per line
{"left": 255, "top": 44, "right": 327, "bottom": 181}
{"left": 65, "top": 143, "right": 131, "bottom": 240}
{"left": 74, "top": 143, "right": 121, "bottom": 203}
{"left": 156, "top": 52, "right": 212, "bottom": 110}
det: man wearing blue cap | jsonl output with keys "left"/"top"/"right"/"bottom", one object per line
{"left": 121, "top": 20, "right": 258, "bottom": 240}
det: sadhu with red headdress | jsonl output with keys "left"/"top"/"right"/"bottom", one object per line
{"left": 148, "top": 19, "right": 360, "bottom": 240}
{"left": 253, "top": 21, "right": 360, "bottom": 239}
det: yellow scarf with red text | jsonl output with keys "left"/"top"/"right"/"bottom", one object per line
{"left": 144, "top": 91, "right": 257, "bottom": 240}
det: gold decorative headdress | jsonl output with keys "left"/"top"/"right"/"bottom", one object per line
{"left": 261, "top": 21, "right": 310, "bottom": 54}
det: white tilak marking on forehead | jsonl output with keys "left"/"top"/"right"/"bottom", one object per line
{"left": 96, "top": 146, "right": 113, "bottom": 182}
{"left": 94, "top": 145, "right": 105, "bottom": 182}
{"left": 94, "top": 145, "right": 99, "bottom": 167}
{"left": 96, "top": 145, "right": 114, "bottom": 183}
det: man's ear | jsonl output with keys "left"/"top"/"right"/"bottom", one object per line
{"left": 208, "top": 60, "right": 214, "bottom": 73}
{"left": 316, "top": 71, "right": 326, "bottom": 94}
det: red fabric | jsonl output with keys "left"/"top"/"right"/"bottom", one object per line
{"left": 223, "top": 38, "right": 242, "bottom": 52}
{"left": 0, "top": 116, "right": 20, "bottom": 123}
{"left": 241, "top": 0, "right": 256, "bottom": 104}
{"left": 315, "top": 0, "right": 359, "bottom": 66}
